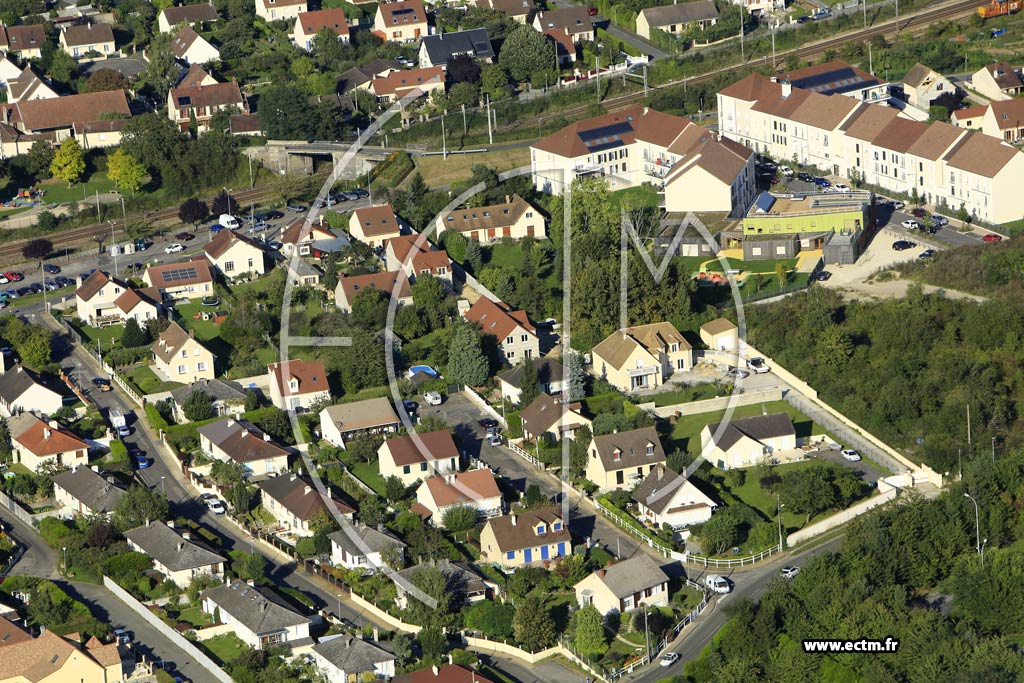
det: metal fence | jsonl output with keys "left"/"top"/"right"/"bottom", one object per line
{"left": 595, "top": 499, "right": 675, "bottom": 558}
{"left": 506, "top": 439, "right": 543, "bottom": 468}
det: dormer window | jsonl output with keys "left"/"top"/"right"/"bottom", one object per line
{"left": 536, "top": 524, "right": 546, "bottom": 535}
{"left": 553, "top": 522, "right": 562, "bottom": 531}
{"left": 289, "top": 379, "right": 299, "bottom": 391}
{"left": 612, "top": 449, "right": 621, "bottom": 462}
{"left": 645, "top": 443, "right": 655, "bottom": 456}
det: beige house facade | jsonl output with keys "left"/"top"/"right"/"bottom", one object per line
{"left": 591, "top": 322, "right": 692, "bottom": 393}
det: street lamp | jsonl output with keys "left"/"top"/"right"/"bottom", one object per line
{"left": 62, "top": 546, "right": 67, "bottom": 575}
{"left": 964, "top": 493, "right": 981, "bottom": 554}
{"left": 223, "top": 188, "right": 232, "bottom": 215}
{"left": 981, "top": 538, "right": 988, "bottom": 570}
{"left": 160, "top": 476, "right": 166, "bottom": 495}
{"left": 776, "top": 495, "right": 785, "bottom": 549}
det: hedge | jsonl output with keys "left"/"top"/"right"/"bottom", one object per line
{"left": 145, "top": 403, "right": 170, "bottom": 431}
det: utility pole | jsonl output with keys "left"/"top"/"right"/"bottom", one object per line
{"left": 862, "top": 0, "right": 867, "bottom": 29}
{"left": 740, "top": 5, "right": 745, "bottom": 63}
{"left": 110, "top": 221, "right": 118, "bottom": 277}
{"left": 95, "top": 190, "right": 101, "bottom": 221}
{"left": 120, "top": 197, "right": 127, "bottom": 226}
{"left": 248, "top": 154, "right": 254, "bottom": 188}
{"left": 895, "top": 0, "right": 899, "bottom": 32}
{"left": 776, "top": 494, "right": 784, "bottom": 548}
{"left": 643, "top": 64, "right": 648, "bottom": 97}
{"left": 964, "top": 493, "right": 981, "bottom": 556}
{"left": 441, "top": 114, "right": 447, "bottom": 160}
{"left": 486, "top": 94, "right": 493, "bottom": 145}
{"left": 967, "top": 403, "right": 972, "bottom": 454}
{"left": 643, "top": 610, "right": 651, "bottom": 663}
{"left": 461, "top": 103, "right": 466, "bottom": 134}
{"left": 595, "top": 55, "right": 600, "bottom": 104}
{"left": 367, "top": 169, "right": 373, "bottom": 204}
{"left": 771, "top": 20, "right": 776, "bottom": 68}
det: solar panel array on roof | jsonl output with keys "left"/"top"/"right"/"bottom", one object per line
{"left": 580, "top": 121, "right": 633, "bottom": 143}
{"left": 177, "top": 96, "right": 191, "bottom": 106}
{"left": 789, "top": 67, "right": 880, "bottom": 95}
{"left": 160, "top": 266, "right": 199, "bottom": 283}
{"left": 754, "top": 192, "right": 776, "bottom": 213}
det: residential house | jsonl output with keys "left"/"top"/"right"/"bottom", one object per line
{"left": 735, "top": 0, "right": 784, "bottom": 16}
{"left": 636, "top": 0, "right": 718, "bottom": 41}
{"left": 972, "top": 62, "right": 1024, "bottom": 101}
{"left": 591, "top": 322, "right": 692, "bottom": 393}
{"left": 378, "top": 430, "right": 460, "bottom": 485}
{"left": 393, "top": 559, "right": 497, "bottom": 609}
{"left": 384, "top": 234, "right": 452, "bottom": 286}
{"left": 951, "top": 99, "right": 1024, "bottom": 143}
{"left": 202, "top": 580, "right": 312, "bottom": 649}
{"left": 329, "top": 524, "right": 406, "bottom": 569}
{"left": 257, "top": 474, "right": 354, "bottom": 537}
{"left": 415, "top": 470, "right": 503, "bottom": 526}
{"left": 267, "top": 359, "right": 330, "bottom": 412}
{"left": 8, "top": 412, "right": 88, "bottom": 472}
{"left": 951, "top": 104, "right": 988, "bottom": 130}
{"left": 661, "top": 130, "right": 756, "bottom": 216}
{"left": 152, "top": 322, "right": 216, "bottom": 383}
{"left": 158, "top": 3, "right": 219, "bottom": 33}
{"left": 75, "top": 271, "right": 161, "bottom": 326}
{"left": 288, "top": 259, "right": 322, "bottom": 288}
{"left": 255, "top": 0, "right": 307, "bottom": 22}
{"left": 204, "top": 229, "right": 266, "bottom": 279}
{"left": 178, "top": 62, "right": 218, "bottom": 88}
{"left": 312, "top": 635, "right": 396, "bottom": 682}
{"left": 0, "top": 25, "right": 46, "bottom": 59}
{"left": 0, "top": 627, "right": 123, "bottom": 683}
{"left": 319, "top": 398, "right": 401, "bottom": 448}
{"left": 631, "top": 464, "right": 716, "bottom": 531}
{"left": 0, "top": 360, "right": 64, "bottom": 418}
{"left": 292, "top": 9, "right": 349, "bottom": 50}
{"left": 544, "top": 28, "right": 576, "bottom": 66}
{"left": 125, "top": 520, "right": 226, "bottom": 588}
{"left": 902, "top": 62, "right": 957, "bottom": 112}
{"left": 519, "top": 393, "right": 591, "bottom": 442}
{"left": 53, "top": 465, "right": 126, "bottom": 518}
{"left": 497, "top": 357, "right": 565, "bottom": 404}
{"left": 2, "top": 90, "right": 132, "bottom": 150}
{"left": 5, "top": 65, "right": 58, "bottom": 104}
{"left": 280, "top": 219, "right": 342, "bottom": 257}
{"left": 532, "top": 7, "right": 595, "bottom": 42}
{"left": 393, "top": 665, "right": 496, "bottom": 683}
{"left": 779, "top": 60, "right": 889, "bottom": 100}
{"left": 479, "top": 508, "right": 571, "bottom": 568}
{"left": 463, "top": 297, "right": 538, "bottom": 364}
{"left": 0, "top": 57, "right": 26, "bottom": 88}
{"left": 439, "top": 194, "right": 545, "bottom": 243}
{"left": 197, "top": 417, "right": 291, "bottom": 475}
{"left": 474, "top": 0, "right": 533, "bottom": 22}
{"left": 699, "top": 412, "right": 796, "bottom": 470}
{"left": 169, "top": 378, "right": 248, "bottom": 423}
{"left": 574, "top": 554, "right": 669, "bottom": 615}
{"left": 373, "top": 0, "right": 428, "bottom": 42}
{"left": 335, "top": 270, "right": 413, "bottom": 314}
{"left": 171, "top": 25, "right": 219, "bottom": 64}
{"left": 584, "top": 426, "right": 666, "bottom": 492}
{"left": 370, "top": 66, "right": 445, "bottom": 103}
{"left": 336, "top": 58, "right": 402, "bottom": 94}
{"left": 59, "top": 23, "right": 116, "bottom": 59}
{"left": 418, "top": 29, "right": 494, "bottom": 69}
{"left": 699, "top": 317, "right": 737, "bottom": 351}
{"left": 167, "top": 79, "right": 247, "bottom": 133}
{"left": 143, "top": 258, "right": 215, "bottom": 300}
{"left": 348, "top": 203, "right": 405, "bottom": 246}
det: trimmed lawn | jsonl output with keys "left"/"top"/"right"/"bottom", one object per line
{"left": 647, "top": 383, "right": 726, "bottom": 407}
{"left": 413, "top": 148, "right": 532, "bottom": 189}
{"left": 176, "top": 606, "right": 213, "bottom": 628}
{"left": 350, "top": 461, "right": 386, "bottom": 495}
{"left": 608, "top": 184, "right": 661, "bottom": 211}
{"left": 202, "top": 633, "right": 247, "bottom": 666}
{"left": 173, "top": 301, "right": 223, "bottom": 342}
{"left": 713, "top": 459, "right": 818, "bottom": 525}
{"left": 37, "top": 175, "right": 117, "bottom": 205}
{"left": 74, "top": 323, "right": 125, "bottom": 350}
{"left": 669, "top": 400, "right": 820, "bottom": 458}
{"left": 547, "top": 591, "right": 577, "bottom": 633}
{"left": 123, "top": 365, "right": 183, "bottom": 395}
{"left": 705, "top": 256, "right": 798, "bottom": 274}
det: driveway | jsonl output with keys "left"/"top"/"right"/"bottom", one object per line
{"left": 807, "top": 448, "right": 887, "bottom": 485}
{"left": 81, "top": 57, "right": 148, "bottom": 78}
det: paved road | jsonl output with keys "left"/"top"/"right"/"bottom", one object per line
{"left": 629, "top": 535, "right": 845, "bottom": 682}
{"left": 0, "top": 509, "right": 58, "bottom": 580}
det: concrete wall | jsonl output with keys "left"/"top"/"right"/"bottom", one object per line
{"left": 463, "top": 636, "right": 561, "bottom": 664}
{"left": 193, "top": 623, "right": 237, "bottom": 641}
{"left": 348, "top": 592, "right": 419, "bottom": 633}
{"left": 460, "top": 388, "right": 506, "bottom": 428}
{"left": 102, "top": 576, "right": 234, "bottom": 683}
{"left": 0, "top": 489, "right": 35, "bottom": 527}
{"left": 787, "top": 485, "right": 899, "bottom": 547}
{"left": 649, "top": 387, "right": 784, "bottom": 419}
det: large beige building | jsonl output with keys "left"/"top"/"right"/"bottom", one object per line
{"left": 372, "top": 0, "right": 428, "bottom": 42}
{"left": 700, "top": 412, "right": 796, "bottom": 470}
{"left": 9, "top": 413, "right": 88, "bottom": 473}
{"left": 952, "top": 99, "right": 1024, "bottom": 144}
{"left": 267, "top": 359, "right": 330, "bottom": 411}
{"left": 574, "top": 554, "right": 669, "bottom": 616}
{"left": 256, "top": 0, "right": 307, "bottom": 22}
{"left": 717, "top": 69, "right": 1024, "bottom": 224}
{"left": 348, "top": 204, "right": 405, "bottom": 247}
{"left": 0, "top": 625, "right": 126, "bottom": 683}
{"left": 636, "top": 0, "right": 718, "bottom": 41}
{"left": 204, "top": 229, "right": 266, "bottom": 280}
{"left": 591, "top": 322, "right": 692, "bottom": 393}
{"left": 415, "top": 470, "right": 503, "bottom": 526}
{"left": 59, "top": 22, "right": 116, "bottom": 59}
{"left": 75, "top": 270, "right": 161, "bottom": 327}
{"left": 584, "top": 426, "right": 666, "bottom": 492}
{"left": 152, "top": 322, "right": 215, "bottom": 383}
{"left": 126, "top": 520, "right": 226, "bottom": 588}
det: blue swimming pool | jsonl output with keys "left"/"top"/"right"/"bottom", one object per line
{"left": 408, "top": 365, "right": 438, "bottom": 377}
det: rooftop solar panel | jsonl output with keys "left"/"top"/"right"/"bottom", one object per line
{"left": 579, "top": 120, "right": 633, "bottom": 143}
{"left": 159, "top": 266, "right": 199, "bottom": 283}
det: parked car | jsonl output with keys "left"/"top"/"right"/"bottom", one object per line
{"left": 891, "top": 240, "right": 916, "bottom": 251}
{"left": 660, "top": 652, "right": 680, "bottom": 667}
{"left": 287, "top": 205, "right": 307, "bottom": 212}
{"left": 918, "top": 249, "right": 936, "bottom": 259}
{"left": 54, "top": 276, "right": 72, "bottom": 287}
{"left": 725, "top": 367, "right": 750, "bottom": 379}
{"left": 931, "top": 214, "right": 948, "bottom": 227}
{"left": 208, "top": 224, "right": 225, "bottom": 233}
{"left": 205, "top": 498, "right": 226, "bottom": 514}
{"left": 890, "top": 200, "right": 905, "bottom": 210}
{"left": 983, "top": 233, "right": 1003, "bottom": 242}
{"left": 401, "top": 399, "right": 418, "bottom": 414}
{"left": 911, "top": 207, "right": 928, "bottom": 219}
{"left": 92, "top": 378, "right": 112, "bottom": 392}
{"left": 28, "top": 283, "right": 42, "bottom": 294}
{"left": 813, "top": 177, "right": 831, "bottom": 188}
{"left": 747, "top": 357, "right": 770, "bottom": 374}
{"left": 251, "top": 221, "right": 271, "bottom": 233}
{"left": 780, "top": 566, "right": 801, "bottom": 580}
{"left": 16, "top": 287, "right": 31, "bottom": 297}
{"left": 815, "top": 270, "right": 832, "bottom": 281}
{"left": 841, "top": 449, "right": 861, "bottom": 462}
{"left": 587, "top": 6, "right": 598, "bottom": 14}
{"left": 42, "top": 264, "right": 61, "bottom": 274}
{"left": 0, "top": 275, "right": 9, "bottom": 285}
{"left": 424, "top": 391, "right": 443, "bottom": 406}
{"left": 832, "top": 183, "right": 850, "bottom": 192}
{"left": 175, "top": 232, "right": 196, "bottom": 241}
{"left": 4, "top": 272, "right": 22, "bottom": 282}
{"left": 704, "top": 574, "right": 732, "bottom": 594}
{"left": 779, "top": 165, "right": 794, "bottom": 178}
{"left": 265, "top": 210, "right": 285, "bottom": 220}
{"left": 43, "top": 279, "right": 59, "bottom": 291}
{"left": 487, "top": 433, "right": 502, "bottom": 447}
{"left": 112, "top": 629, "right": 132, "bottom": 645}
{"left": 134, "top": 454, "right": 150, "bottom": 469}
{"left": 901, "top": 219, "right": 922, "bottom": 231}
{"left": 165, "top": 243, "right": 185, "bottom": 254}
{"left": 479, "top": 418, "right": 498, "bottom": 430}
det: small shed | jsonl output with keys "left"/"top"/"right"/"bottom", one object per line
{"left": 700, "top": 317, "right": 738, "bottom": 351}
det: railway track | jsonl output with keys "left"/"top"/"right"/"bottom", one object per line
{"left": 498, "top": 0, "right": 987, "bottom": 132}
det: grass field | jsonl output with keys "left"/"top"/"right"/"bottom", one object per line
{"left": 123, "top": 365, "right": 182, "bottom": 395}
{"left": 35, "top": 174, "right": 118, "bottom": 205}
{"left": 414, "top": 148, "right": 532, "bottom": 189}
{"left": 609, "top": 184, "right": 661, "bottom": 211}
{"left": 350, "top": 461, "right": 387, "bottom": 496}
{"left": 175, "top": 606, "right": 213, "bottom": 628}
{"left": 705, "top": 257, "right": 798, "bottom": 274}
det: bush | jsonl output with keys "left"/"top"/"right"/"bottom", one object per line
{"left": 39, "top": 517, "right": 76, "bottom": 548}
{"left": 145, "top": 403, "right": 170, "bottom": 431}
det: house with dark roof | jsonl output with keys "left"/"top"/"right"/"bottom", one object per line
{"left": 143, "top": 257, "right": 215, "bottom": 300}
{"left": 0, "top": 359, "right": 64, "bottom": 418}
{"left": 0, "top": 24, "right": 46, "bottom": 59}
{"left": 394, "top": 665, "right": 496, "bottom": 683}
{"left": 126, "top": 520, "right": 226, "bottom": 587}
{"left": 59, "top": 22, "right": 116, "bottom": 59}
{"left": 479, "top": 508, "right": 570, "bottom": 568}
{"left": 780, "top": 60, "right": 888, "bottom": 99}
{"left": 393, "top": 559, "right": 498, "bottom": 610}
{"left": 203, "top": 229, "right": 266, "bottom": 280}
{"left": 53, "top": 465, "right": 126, "bottom": 517}
{"left": 591, "top": 322, "right": 692, "bottom": 393}
{"left": 574, "top": 554, "right": 669, "bottom": 615}
{"left": 267, "top": 359, "right": 330, "bottom": 412}
{"left": 372, "top": 0, "right": 427, "bottom": 42}
{"left": 972, "top": 62, "right": 1024, "bottom": 101}
{"left": 584, "top": 426, "right": 666, "bottom": 492}
{"left": 158, "top": 3, "right": 219, "bottom": 33}
{"left": 532, "top": 7, "right": 595, "bottom": 42}
{"left": 901, "top": 62, "right": 956, "bottom": 112}
{"left": 256, "top": 473, "right": 354, "bottom": 536}
{"left": 439, "top": 194, "right": 545, "bottom": 243}
{"left": 198, "top": 417, "right": 291, "bottom": 475}
{"left": 498, "top": 357, "right": 565, "bottom": 404}
{"left": 171, "top": 25, "right": 219, "bottom": 64}
{"left": 292, "top": 9, "right": 349, "bottom": 50}
{"left": 169, "top": 378, "right": 247, "bottom": 423}
{"left": 378, "top": 430, "right": 460, "bottom": 485}
{"left": 152, "top": 321, "right": 215, "bottom": 383}
{"left": 8, "top": 412, "right": 88, "bottom": 473}
{"left": 636, "top": 0, "right": 718, "bottom": 40}
{"left": 329, "top": 524, "right": 406, "bottom": 570}
{"left": 519, "top": 393, "right": 590, "bottom": 443}
{"left": 700, "top": 412, "right": 796, "bottom": 470}
{"left": 167, "top": 79, "right": 247, "bottom": 133}
{"left": 418, "top": 29, "right": 494, "bottom": 69}
{"left": 335, "top": 270, "right": 413, "bottom": 314}
{"left": 631, "top": 464, "right": 716, "bottom": 531}
{"left": 312, "top": 634, "right": 396, "bottom": 682}
{"left": 336, "top": 59, "right": 402, "bottom": 94}
{"left": 319, "top": 398, "right": 401, "bottom": 448}
{"left": 415, "top": 470, "right": 503, "bottom": 525}
{"left": 202, "top": 580, "right": 311, "bottom": 649}
{"left": 463, "top": 297, "right": 538, "bottom": 366}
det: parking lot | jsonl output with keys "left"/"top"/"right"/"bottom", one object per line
{"left": 809, "top": 447, "right": 888, "bottom": 486}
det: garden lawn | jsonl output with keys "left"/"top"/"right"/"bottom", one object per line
{"left": 123, "top": 365, "right": 183, "bottom": 395}
{"left": 705, "top": 256, "right": 798, "bottom": 274}
{"left": 350, "top": 461, "right": 386, "bottom": 496}
{"left": 413, "top": 148, "right": 531, "bottom": 189}
{"left": 176, "top": 606, "right": 213, "bottom": 628}
{"left": 669, "top": 400, "right": 820, "bottom": 458}
{"left": 74, "top": 323, "right": 125, "bottom": 350}
{"left": 711, "top": 459, "right": 817, "bottom": 528}
{"left": 173, "top": 301, "right": 223, "bottom": 342}
{"left": 608, "top": 184, "right": 661, "bottom": 211}
{"left": 38, "top": 174, "right": 117, "bottom": 205}
{"left": 647, "top": 384, "right": 726, "bottom": 407}
{"left": 202, "top": 633, "right": 247, "bottom": 666}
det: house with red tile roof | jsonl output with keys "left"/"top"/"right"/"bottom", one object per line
{"left": 267, "top": 359, "right": 331, "bottom": 411}
{"left": 384, "top": 234, "right": 452, "bottom": 286}
{"left": 0, "top": 24, "right": 46, "bottom": 59}
{"left": 462, "top": 297, "right": 538, "bottom": 365}
{"left": 372, "top": 0, "right": 427, "bottom": 42}
{"left": 378, "top": 430, "right": 460, "bottom": 485}
{"left": 393, "top": 664, "right": 496, "bottom": 683}
{"left": 256, "top": 0, "right": 307, "bottom": 22}
{"left": 369, "top": 66, "right": 444, "bottom": 103}
{"left": 334, "top": 270, "right": 413, "bottom": 313}
{"left": 143, "top": 257, "right": 215, "bottom": 300}
{"left": 9, "top": 412, "right": 89, "bottom": 472}
{"left": 415, "top": 470, "right": 503, "bottom": 525}
{"left": 204, "top": 229, "right": 266, "bottom": 280}
{"left": 0, "top": 622, "right": 123, "bottom": 682}
{"left": 75, "top": 270, "right": 162, "bottom": 326}
{"left": 438, "top": 194, "right": 545, "bottom": 243}
{"left": 292, "top": 9, "right": 349, "bottom": 50}
{"left": 167, "top": 79, "right": 247, "bottom": 133}
{"left": 347, "top": 203, "right": 405, "bottom": 247}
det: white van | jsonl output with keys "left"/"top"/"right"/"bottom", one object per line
{"left": 219, "top": 214, "right": 240, "bottom": 229}
{"left": 704, "top": 574, "right": 732, "bottom": 594}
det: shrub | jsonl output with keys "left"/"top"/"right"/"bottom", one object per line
{"left": 145, "top": 403, "right": 170, "bottom": 431}
{"left": 39, "top": 517, "right": 76, "bottom": 548}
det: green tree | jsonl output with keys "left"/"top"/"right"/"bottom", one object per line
{"left": 25, "top": 140, "right": 54, "bottom": 179}
{"left": 778, "top": 465, "right": 838, "bottom": 525}
{"left": 182, "top": 390, "right": 213, "bottom": 422}
{"left": 259, "top": 83, "right": 316, "bottom": 140}
{"left": 464, "top": 238, "right": 482, "bottom": 273}
{"left": 254, "top": 407, "right": 293, "bottom": 445}
{"left": 106, "top": 148, "right": 147, "bottom": 196}
{"left": 464, "top": 601, "right": 515, "bottom": 638}
{"left": 113, "top": 486, "right": 170, "bottom": 531}
{"left": 566, "top": 351, "right": 586, "bottom": 401}
{"left": 406, "top": 565, "right": 455, "bottom": 628}
{"left": 513, "top": 594, "right": 556, "bottom": 651}
{"left": 21, "top": 238, "right": 52, "bottom": 264}
{"left": 411, "top": 274, "right": 450, "bottom": 332}
{"left": 143, "top": 32, "right": 181, "bottom": 94}
{"left": 480, "top": 63, "right": 510, "bottom": 100}
{"left": 523, "top": 483, "right": 545, "bottom": 509}
{"left": 384, "top": 475, "right": 406, "bottom": 503}
{"left": 517, "top": 356, "right": 539, "bottom": 407}
{"left": 229, "top": 550, "right": 268, "bottom": 582}
{"left": 50, "top": 138, "right": 85, "bottom": 187}
{"left": 441, "top": 505, "right": 478, "bottom": 533}
{"left": 447, "top": 325, "right": 489, "bottom": 386}
{"left": 121, "top": 318, "right": 148, "bottom": 348}
{"left": 346, "top": 433, "right": 382, "bottom": 464}
{"left": 774, "top": 262, "right": 788, "bottom": 287}
{"left": 418, "top": 625, "right": 446, "bottom": 661}
{"left": 210, "top": 460, "right": 247, "bottom": 488}
{"left": 499, "top": 25, "right": 556, "bottom": 84}
{"left": 358, "top": 495, "right": 388, "bottom": 527}
{"left": 447, "top": 81, "right": 480, "bottom": 109}
{"left": 692, "top": 507, "right": 744, "bottom": 555}
{"left": 83, "top": 68, "right": 129, "bottom": 93}
{"left": 350, "top": 287, "right": 390, "bottom": 330}
{"left": 178, "top": 198, "right": 209, "bottom": 225}
{"left": 572, "top": 605, "right": 608, "bottom": 658}
{"left": 48, "top": 50, "right": 77, "bottom": 86}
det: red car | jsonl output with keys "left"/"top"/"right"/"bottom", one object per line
{"left": 983, "top": 233, "right": 1003, "bottom": 242}
{"left": 3, "top": 272, "right": 22, "bottom": 282}
{"left": 587, "top": 6, "right": 598, "bottom": 14}
{"left": 174, "top": 232, "right": 196, "bottom": 241}
{"left": 910, "top": 208, "right": 928, "bottom": 219}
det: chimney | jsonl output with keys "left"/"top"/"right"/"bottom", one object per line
{"left": 182, "top": 531, "right": 191, "bottom": 541}
{"left": 246, "top": 579, "right": 255, "bottom": 587}
{"left": 43, "top": 428, "right": 51, "bottom": 440}
{"left": 505, "top": 194, "right": 510, "bottom": 203}
{"left": 432, "top": 665, "right": 440, "bottom": 676}
{"left": 510, "top": 514, "right": 517, "bottom": 526}
{"left": 49, "top": 420, "right": 59, "bottom": 429}
{"left": 762, "top": 404, "right": 767, "bottom": 416}
{"left": 291, "top": 474, "right": 297, "bottom": 482}
{"left": 263, "top": 433, "right": 271, "bottom": 442}
{"left": 303, "top": 486, "right": 311, "bottom": 496}
{"left": 167, "top": 520, "right": 174, "bottom": 529}
{"left": 91, "top": 465, "right": 99, "bottom": 473}
{"left": 598, "top": 568, "right": 606, "bottom": 577}
{"left": 176, "top": 542, "right": 184, "bottom": 552}
{"left": 372, "top": 626, "right": 379, "bottom": 642}
{"left": 643, "top": 106, "right": 649, "bottom": 115}
{"left": 781, "top": 80, "right": 792, "bottom": 98}
{"left": 448, "top": 654, "right": 453, "bottom": 665}
{"left": 71, "top": 464, "right": 79, "bottom": 473}
{"left": 227, "top": 419, "right": 235, "bottom": 428}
